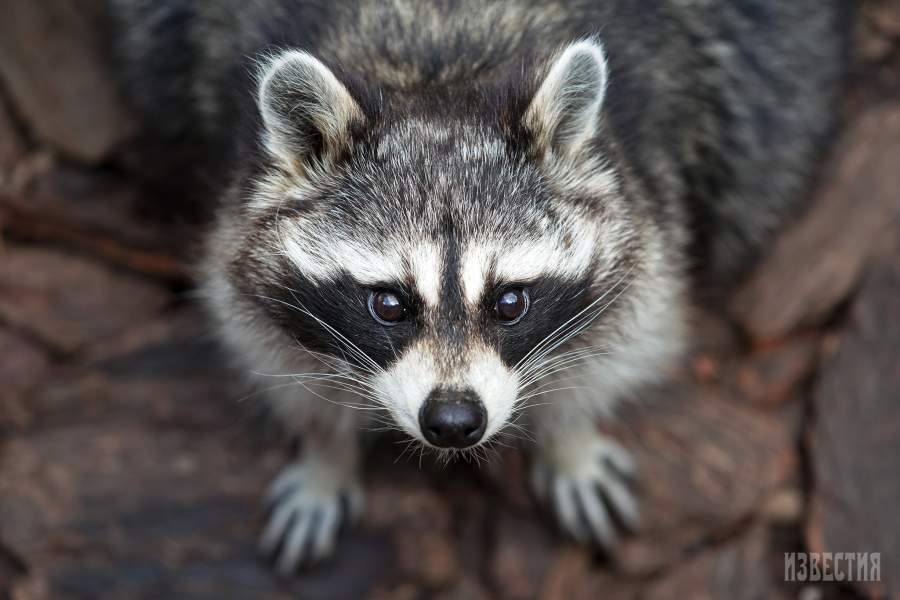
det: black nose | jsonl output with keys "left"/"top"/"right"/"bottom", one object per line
{"left": 419, "top": 389, "right": 487, "bottom": 448}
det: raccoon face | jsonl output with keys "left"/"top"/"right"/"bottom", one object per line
{"left": 217, "top": 41, "right": 674, "bottom": 450}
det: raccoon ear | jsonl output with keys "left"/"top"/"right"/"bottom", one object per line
{"left": 257, "top": 50, "right": 364, "bottom": 169}
{"left": 524, "top": 39, "right": 609, "bottom": 159}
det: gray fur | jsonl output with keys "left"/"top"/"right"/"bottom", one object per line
{"left": 110, "top": 0, "right": 846, "bottom": 568}
{"left": 112, "top": 0, "right": 846, "bottom": 279}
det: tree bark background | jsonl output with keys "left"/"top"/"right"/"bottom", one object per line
{"left": 1, "top": 1, "right": 899, "bottom": 599}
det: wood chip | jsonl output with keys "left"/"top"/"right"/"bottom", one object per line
{"left": 806, "top": 238, "right": 900, "bottom": 599}
{"left": 733, "top": 104, "right": 900, "bottom": 342}
{"left": 0, "top": 246, "right": 171, "bottom": 354}
{"left": 0, "top": 0, "right": 133, "bottom": 162}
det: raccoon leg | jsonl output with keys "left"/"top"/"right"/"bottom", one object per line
{"left": 258, "top": 398, "right": 362, "bottom": 573}
{"left": 530, "top": 414, "right": 639, "bottom": 549}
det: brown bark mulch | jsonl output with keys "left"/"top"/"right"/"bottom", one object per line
{"left": 1, "top": 1, "right": 899, "bottom": 598}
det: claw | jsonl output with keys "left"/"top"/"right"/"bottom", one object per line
{"left": 575, "top": 482, "right": 616, "bottom": 547}
{"left": 259, "top": 460, "right": 363, "bottom": 573}
{"left": 532, "top": 431, "right": 640, "bottom": 549}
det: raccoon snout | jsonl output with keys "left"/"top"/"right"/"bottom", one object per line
{"left": 419, "top": 389, "right": 487, "bottom": 448}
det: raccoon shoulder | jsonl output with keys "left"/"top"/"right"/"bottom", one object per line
{"left": 599, "top": 1, "right": 849, "bottom": 284}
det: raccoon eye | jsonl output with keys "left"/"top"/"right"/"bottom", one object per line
{"left": 369, "top": 290, "right": 407, "bottom": 325}
{"left": 495, "top": 288, "right": 529, "bottom": 324}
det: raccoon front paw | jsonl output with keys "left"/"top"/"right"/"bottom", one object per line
{"left": 531, "top": 431, "right": 639, "bottom": 549}
{"left": 259, "top": 460, "right": 363, "bottom": 574}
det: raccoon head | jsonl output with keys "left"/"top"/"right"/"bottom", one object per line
{"left": 208, "top": 40, "right": 684, "bottom": 451}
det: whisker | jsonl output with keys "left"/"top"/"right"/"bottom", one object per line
{"left": 513, "top": 265, "right": 635, "bottom": 375}
{"left": 517, "top": 347, "right": 611, "bottom": 388}
{"left": 248, "top": 291, "right": 382, "bottom": 376}
{"left": 285, "top": 289, "right": 385, "bottom": 375}
{"left": 290, "top": 381, "right": 386, "bottom": 409}
{"left": 234, "top": 381, "right": 304, "bottom": 403}
{"left": 515, "top": 285, "right": 624, "bottom": 377}
{"left": 517, "top": 385, "right": 592, "bottom": 403}
{"left": 518, "top": 351, "right": 611, "bottom": 390}
{"left": 287, "top": 372, "right": 382, "bottom": 396}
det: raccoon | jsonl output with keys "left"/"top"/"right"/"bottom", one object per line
{"left": 110, "top": 0, "right": 846, "bottom": 572}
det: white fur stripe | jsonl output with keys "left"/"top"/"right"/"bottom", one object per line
{"left": 408, "top": 242, "right": 442, "bottom": 305}
{"left": 460, "top": 244, "right": 491, "bottom": 305}
{"left": 282, "top": 226, "right": 442, "bottom": 304}
{"left": 282, "top": 234, "right": 404, "bottom": 284}
{"left": 460, "top": 226, "right": 597, "bottom": 304}
{"left": 462, "top": 346, "right": 518, "bottom": 440}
